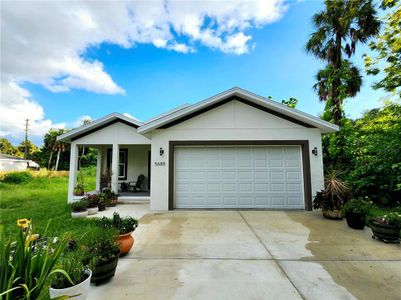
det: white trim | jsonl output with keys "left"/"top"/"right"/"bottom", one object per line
{"left": 137, "top": 87, "right": 339, "bottom": 134}
{"left": 57, "top": 112, "right": 143, "bottom": 142}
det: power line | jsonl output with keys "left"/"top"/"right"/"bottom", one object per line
{"left": 24, "top": 119, "right": 29, "bottom": 159}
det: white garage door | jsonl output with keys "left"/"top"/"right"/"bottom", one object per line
{"left": 174, "top": 146, "right": 304, "bottom": 209}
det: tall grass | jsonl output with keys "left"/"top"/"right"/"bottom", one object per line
{"left": 0, "top": 167, "right": 96, "bottom": 238}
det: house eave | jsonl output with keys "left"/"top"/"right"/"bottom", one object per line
{"left": 57, "top": 113, "right": 143, "bottom": 143}
{"left": 137, "top": 87, "right": 339, "bottom": 134}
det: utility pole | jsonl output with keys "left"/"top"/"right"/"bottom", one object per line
{"left": 24, "top": 119, "right": 29, "bottom": 159}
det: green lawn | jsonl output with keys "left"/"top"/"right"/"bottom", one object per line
{"left": 0, "top": 167, "right": 97, "bottom": 238}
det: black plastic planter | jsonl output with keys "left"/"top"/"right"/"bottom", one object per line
{"left": 371, "top": 222, "right": 400, "bottom": 243}
{"left": 91, "top": 256, "right": 119, "bottom": 285}
{"left": 345, "top": 212, "right": 366, "bottom": 230}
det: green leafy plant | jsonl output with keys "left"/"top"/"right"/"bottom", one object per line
{"left": 50, "top": 250, "right": 88, "bottom": 289}
{"left": 69, "top": 200, "right": 87, "bottom": 212}
{"left": 0, "top": 223, "right": 70, "bottom": 300}
{"left": 373, "top": 212, "right": 401, "bottom": 227}
{"left": 97, "top": 213, "right": 138, "bottom": 235}
{"left": 101, "top": 189, "right": 118, "bottom": 206}
{"left": 343, "top": 198, "right": 374, "bottom": 214}
{"left": 1, "top": 172, "right": 33, "bottom": 184}
{"left": 84, "top": 194, "right": 100, "bottom": 208}
{"left": 84, "top": 228, "right": 120, "bottom": 267}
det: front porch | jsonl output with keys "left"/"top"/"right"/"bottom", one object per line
{"left": 69, "top": 143, "right": 151, "bottom": 202}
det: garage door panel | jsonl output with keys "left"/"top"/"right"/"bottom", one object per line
{"left": 175, "top": 146, "right": 304, "bottom": 209}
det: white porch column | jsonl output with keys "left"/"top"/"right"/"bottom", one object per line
{"left": 68, "top": 143, "right": 79, "bottom": 203}
{"left": 95, "top": 147, "right": 102, "bottom": 191}
{"left": 111, "top": 143, "right": 119, "bottom": 193}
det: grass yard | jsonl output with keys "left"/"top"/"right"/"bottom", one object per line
{"left": 0, "top": 167, "right": 97, "bottom": 238}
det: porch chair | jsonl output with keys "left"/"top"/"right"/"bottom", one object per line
{"left": 128, "top": 174, "right": 146, "bottom": 192}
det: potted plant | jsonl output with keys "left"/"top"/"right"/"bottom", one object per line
{"left": 343, "top": 198, "right": 373, "bottom": 230}
{"left": 98, "top": 196, "right": 106, "bottom": 211}
{"left": 73, "top": 183, "right": 85, "bottom": 196}
{"left": 98, "top": 213, "right": 138, "bottom": 256}
{"left": 313, "top": 170, "right": 349, "bottom": 220}
{"left": 86, "top": 229, "right": 120, "bottom": 285}
{"left": 49, "top": 252, "right": 92, "bottom": 299}
{"left": 0, "top": 223, "right": 69, "bottom": 300}
{"left": 103, "top": 189, "right": 118, "bottom": 207}
{"left": 70, "top": 200, "right": 88, "bottom": 218}
{"left": 73, "top": 171, "right": 85, "bottom": 196}
{"left": 100, "top": 169, "right": 112, "bottom": 190}
{"left": 371, "top": 212, "right": 401, "bottom": 243}
{"left": 85, "top": 194, "right": 99, "bottom": 215}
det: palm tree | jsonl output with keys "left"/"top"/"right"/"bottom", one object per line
{"left": 306, "top": 0, "right": 380, "bottom": 124}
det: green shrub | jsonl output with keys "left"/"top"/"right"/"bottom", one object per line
{"left": 97, "top": 212, "right": 138, "bottom": 235}
{"left": 324, "top": 102, "right": 401, "bottom": 206}
{"left": 69, "top": 200, "right": 87, "bottom": 212}
{"left": 343, "top": 198, "right": 374, "bottom": 214}
{"left": 1, "top": 171, "right": 33, "bottom": 184}
{"left": 51, "top": 250, "right": 87, "bottom": 289}
{"left": 83, "top": 227, "right": 120, "bottom": 267}
{"left": 373, "top": 212, "right": 401, "bottom": 227}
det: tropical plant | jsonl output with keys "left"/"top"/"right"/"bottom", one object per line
{"left": 0, "top": 224, "right": 70, "bottom": 300}
{"left": 306, "top": 0, "right": 380, "bottom": 125}
{"left": 97, "top": 213, "right": 138, "bottom": 235}
{"left": 326, "top": 102, "right": 401, "bottom": 206}
{"left": 364, "top": 0, "right": 401, "bottom": 97}
{"left": 313, "top": 170, "right": 350, "bottom": 211}
{"left": 70, "top": 200, "right": 87, "bottom": 213}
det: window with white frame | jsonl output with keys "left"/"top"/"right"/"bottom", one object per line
{"left": 107, "top": 149, "right": 128, "bottom": 180}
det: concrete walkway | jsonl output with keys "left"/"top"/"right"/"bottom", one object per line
{"left": 88, "top": 210, "right": 401, "bottom": 300}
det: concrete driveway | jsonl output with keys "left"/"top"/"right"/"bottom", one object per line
{"left": 89, "top": 209, "right": 401, "bottom": 300}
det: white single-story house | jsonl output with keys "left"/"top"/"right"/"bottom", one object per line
{"left": 0, "top": 153, "right": 40, "bottom": 171}
{"left": 58, "top": 87, "right": 338, "bottom": 211}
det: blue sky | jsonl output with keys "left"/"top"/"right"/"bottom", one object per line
{"left": 2, "top": 1, "right": 386, "bottom": 145}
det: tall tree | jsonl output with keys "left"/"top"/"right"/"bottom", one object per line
{"left": 306, "top": 0, "right": 380, "bottom": 124}
{"left": 0, "top": 138, "right": 21, "bottom": 156}
{"left": 43, "top": 129, "right": 68, "bottom": 170}
{"left": 364, "top": 0, "right": 401, "bottom": 97}
{"left": 17, "top": 141, "right": 39, "bottom": 159}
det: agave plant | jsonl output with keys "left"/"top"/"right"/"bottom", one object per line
{"left": 0, "top": 221, "right": 71, "bottom": 300}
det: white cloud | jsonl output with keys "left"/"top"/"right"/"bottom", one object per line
{"left": 0, "top": 0, "right": 287, "bottom": 142}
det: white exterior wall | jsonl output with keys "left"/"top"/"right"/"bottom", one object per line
{"left": 73, "top": 122, "right": 150, "bottom": 145}
{"left": 68, "top": 122, "right": 150, "bottom": 201}
{"left": 0, "top": 160, "right": 29, "bottom": 171}
{"left": 149, "top": 100, "right": 324, "bottom": 210}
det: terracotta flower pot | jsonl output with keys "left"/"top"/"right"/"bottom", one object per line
{"left": 118, "top": 232, "right": 134, "bottom": 256}
{"left": 322, "top": 208, "right": 343, "bottom": 220}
